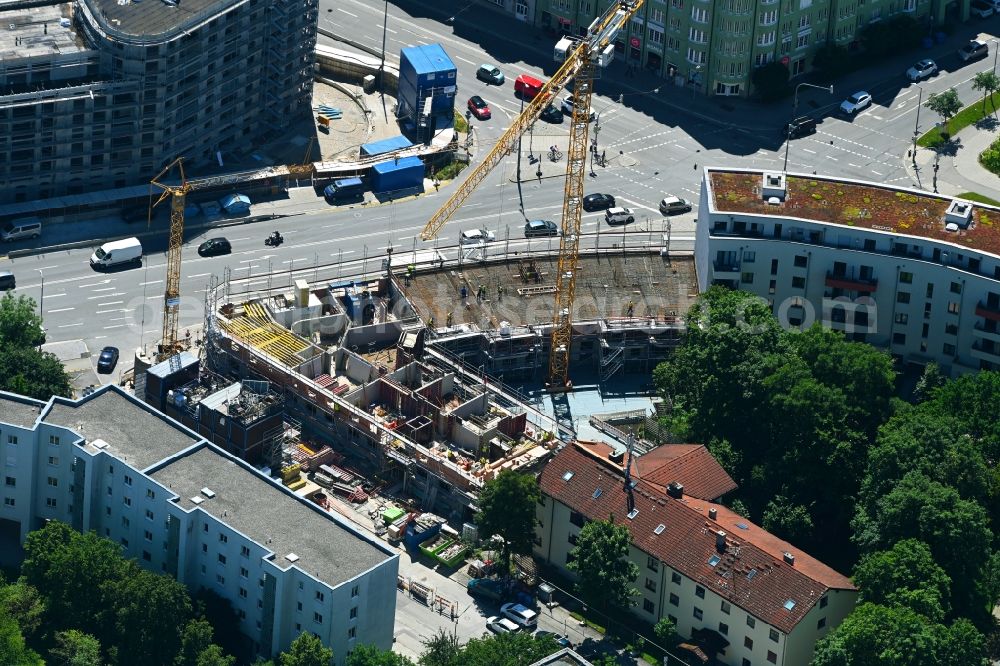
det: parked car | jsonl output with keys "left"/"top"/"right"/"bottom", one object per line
{"left": 476, "top": 63, "right": 504, "bottom": 85}
{"left": 467, "top": 95, "right": 491, "bottom": 120}
{"left": 1, "top": 218, "right": 42, "bottom": 242}
{"left": 467, "top": 578, "right": 506, "bottom": 601}
{"left": 560, "top": 95, "right": 595, "bottom": 121}
{"left": 539, "top": 104, "right": 564, "bottom": 124}
{"left": 959, "top": 40, "right": 989, "bottom": 62}
{"left": 486, "top": 616, "right": 521, "bottom": 635}
{"left": 198, "top": 237, "right": 232, "bottom": 257}
{"left": 524, "top": 220, "right": 559, "bottom": 237}
{"left": 839, "top": 91, "right": 872, "bottom": 116}
{"left": 514, "top": 74, "right": 544, "bottom": 100}
{"left": 605, "top": 207, "right": 636, "bottom": 225}
{"left": 97, "top": 346, "right": 120, "bottom": 374}
{"left": 582, "top": 193, "right": 616, "bottom": 211}
{"left": 784, "top": 115, "right": 817, "bottom": 138}
{"left": 460, "top": 228, "right": 496, "bottom": 245}
{"left": 971, "top": 0, "right": 994, "bottom": 17}
{"left": 659, "top": 195, "right": 692, "bottom": 215}
{"left": 906, "top": 59, "right": 938, "bottom": 82}
{"left": 500, "top": 603, "right": 539, "bottom": 629}
{"left": 535, "top": 631, "right": 573, "bottom": 649}
{"left": 0, "top": 271, "right": 15, "bottom": 291}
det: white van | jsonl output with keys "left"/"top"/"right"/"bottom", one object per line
{"left": 1, "top": 217, "right": 42, "bottom": 242}
{"left": 90, "top": 237, "right": 142, "bottom": 269}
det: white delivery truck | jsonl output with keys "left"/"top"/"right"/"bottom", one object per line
{"left": 90, "top": 237, "right": 142, "bottom": 269}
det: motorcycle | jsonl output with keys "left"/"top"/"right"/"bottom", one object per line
{"left": 265, "top": 232, "right": 283, "bottom": 247}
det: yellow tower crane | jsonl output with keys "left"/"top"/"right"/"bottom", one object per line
{"left": 150, "top": 157, "right": 192, "bottom": 362}
{"left": 419, "top": 0, "right": 644, "bottom": 389}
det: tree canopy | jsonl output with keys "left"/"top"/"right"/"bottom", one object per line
{"left": 279, "top": 633, "right": 333, "bottom": 666}
{"left": 475, "top": 470, "right": 540, "bottom": 573}
{"left": 417, "top": 629, "right": 559, "bottom": 666}
{"left": 0, "top": 292, "right": 71, "bottom": 400}
{"left": 567, "top": 518, "right": 639, "bottom": 613}
{"left": 851, "top": 540, "right": 951, "bottom": 622}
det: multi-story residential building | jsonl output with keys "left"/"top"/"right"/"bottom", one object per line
{"left": 535, "top": 440, "right": 856, "bottom": 666}
{"left": 532, "top": 0, "right": 939, "bottom": 97}
{"left": 0, "top": 385, "right": 397, "bottom": 665}
{"left": 696, "top": 168, "right": 1000, "bottom": 376}
{"left": 481, "top": 0, "right": 538, "bottom": 22}
{"left": 0, "top": 0, "right": 316, "bottom": 205}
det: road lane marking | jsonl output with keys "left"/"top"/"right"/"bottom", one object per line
{"left": 337, "top": 7, "right": 358, "bottom": 17}
{"left": 78, "top": 280, "right": 112, "bottom": 288}
{"left": 103, "top": 324, "right": 126, "bottom": 330}
{"left": 87, "top": 293, "right": 124, "bottom": 300}
{"left": 96, "top": 308, "right": 129, "bottom": 314}
{"left": 90, "top": 286, "right": 117, "bottom": 292}
{"left": 140, "top": 280, "right": 162, "bottom": 286}
{"left": 802, "top": 148, "right": 817, "bottom": 154}
{"left": 58, "top": 323, "right": 83, "bottom": 328}
{"left": 97, "top": 300, "right": 124, "bottom": 307}
{"left": 47, "top": 307, "right": 74, "bottom": 313}
{"left": 187, "top": 273, "right": 211, "bottom": 278}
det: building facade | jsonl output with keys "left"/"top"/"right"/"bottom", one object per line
{"left": 531, "top": 0, "right": 942, "bottom": 97}
{"left": 0, "top": 0, "right": 316, "bottom": 205}
{"left": 0, "top": 386, "right": 397, "bottom": 665}
{"left": 535, "top": 442, "right": 856, "bottom": 666}
{"left": 696, "top": 168, "right": 1000, "bottom": 376}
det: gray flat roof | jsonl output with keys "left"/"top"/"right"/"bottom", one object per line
{"left": 0, "top": 3, "right": 86, "bottom": 61}
{"left": 0, "top": 393, "right": 44, "bottom": 429}
{"left": 151, "top": 446, "right": 393, "bottom": 587}
{"left": 44, "top": 388, "right": 199, "bottom": 470}
{"left": 81, "top": 0, "right": 239, "bottom": 40}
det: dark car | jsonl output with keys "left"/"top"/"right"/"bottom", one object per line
{"left": 0, "top": 271, "right": 14, "bottom": 291}
{"left": 583, "top": 193, "right": 616, "bottom": 211}
{"left": 97, "top": 346, "right": 120, "bottom": 374}
{"left": 535, "top": 631, "right": 573, "bottom": 649}
{"left": 784, "top": 116, "right": 817, "bottom": 139}
{"left": 467, "top": 95, "right": 491, "bottom": 120}
{"left": 524, "top": 220, "right": 559, "bottom": 237}
{"left": 539, "top": 104, "right": 564, "bottom": 124}
{"left": 198, "top": 237, "right": 232, "bottom": 257}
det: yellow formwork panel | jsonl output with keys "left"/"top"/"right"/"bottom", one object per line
{"left": 219, "top": 300, "right": 312, "bottom": 366}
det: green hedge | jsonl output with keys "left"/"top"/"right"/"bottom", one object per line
{"left": 918, "top": 92, "right": 1000, "bottom": 147}
{"left": 979, "top": 137, "right": 1000, "bottom": 176}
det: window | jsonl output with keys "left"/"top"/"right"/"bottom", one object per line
{"left": 793, "top": 255, "right": 807, "bottom": 267}
{"left": 46, "top": 498, "right": 57, "bottom": 508}
{"left": 219, "top": 533, "right": 228, "bottom": 543}
{"left": 693, "top": 607, "right": 703, "bottom": 620}
{"left": 747, "top": 616, "right": 756, "bottom": 629}
{"left": 218, "top": 554, "right": 227, "bottom": 565}
{"left": 239, "top": 587, "right": 248, "bottom": 599}
{"left": 645, "top": 578, "right": 657, "bottom": 592}
{"left": 760, "top": 8, "right": 777, "bottom": 23}
{"left": 216, "top": 575, "right": 225, "bottom": 585}
{"left": 570, "top": 511, "right": 587, "bottom": 527}
{"left": 892, "top": 333, "right": 906, "bottom": 345}
{"left": 721, "top": 601, "right": 731, "bottom": 614}
{"left": 297, "top": 602, "right": 303, "bottom": 611}
{"left": 348, "top": 627, "right": 356, "bottom": 639}
{"left": 945, "top": 323, "right": 958, "bottom": 335}
{"left": 769, "top": 628, "right": 780, "bottom": 642}
{"left": 672, "top": 572, "right": 682, "bottom": 585}
{"left": 47, "top": 477, "right": 58, "bottom": 487}
{"left": 792, "top": 276, "right": 805, "bottom": 289}
{"left": 49, "top": 435, "right": 60, "bottom": 445}
{"left": 146, "top": 489, "right": 155, "bottom": 499}
{"left": 142, "top": 550, "right": 151, "bottom": 562}
{"left": 643, "top": 599, "right": 656, "bottom": 613}
{"left": 719, "top": 622, "right": 729, "bottom": 635}
{"left": 316, "top": 591, "right": 325, "bottom": 602}
{"left": 900, "top": 271, "right": 913, "bottom": 284}
{"left": 145, "top": 509, "right": 154, "bottom": 520}
{"left": 695, "top": 585, "right": 705, "bottom": 599}
{"left": 123, "top": 497, "right": 131, "bottom": 507}
{"left": 144, "top": 530, "right": 153, "bottom": 542}
{"left": 351, "top": 585, "right": 359, "bottom": 598}
{"left": 241, "top": 545, "right": 250, "bottom": 557}
{"left": 947, "top": 301, "right": 960, "bottom": 314}
{"left": 741, "top": 272, "right": 754, "bottom": 284}
{"left": 950, "top": 281, "right": 962, "bottom": 294}
{"left": 669, "top": 593, "right": 680, "bottom": 606}
{"left": 3, "top": 498, "right": 13, "bottom": 507}
{"left": 4, "top": 477, "right": 13, "bottom": 487}
{"left": 771, "top": 258, "right": 779, "bottom": 274}
{"left": 7, "top": 435, "right": 17, "bottom": 445}
{"left": 817, "top": 617, "right": 826, "bottom": 629}
{"left": 767, "top": 651, "right": 777, "bottom": 663}
{"left": 48, "top": 456, "right": 59, "bottom": 466}
{"left": 314, "top": 612, "right": 323, "bottom": 624}
{"left": 124, "top": 475, "right": 132, "bottom": 486}
{"left": 691, "top": 6, "right": 708, "bottom": 21}
{"left": 943, "top": 343, "right": 956, "bottom": 356}
{"left": 894, "top": 313, "right": 908, "bottom": 325}
{"left": 202, "top": 544, "right": 208, "bottom": 553}
{"left": 820, "top": 596, "right": 828, "bottom": 609}
{"left": 350, "top": 606, "right": 358, "bottom": 619}
{"left": 647, "top": 556, "right": 659, "bottom": 571}
{"left": 745, "top": 636, "right": 754, "bottom": 649}
{"left": 121, "top": 516, "right": 130, "bottom": 528}
{"left": 897, "top": 291, "right": 912, "bottom": 304}
{"left": 203, "top": 524, "right": 209, "bottom": 533}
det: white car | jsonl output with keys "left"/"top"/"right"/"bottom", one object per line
{"left": 460, "top": 228, "right": 497, "bottom": 245}
{"left": 906, "top": 59, "right": 938, "bottom": 82}
{"left": 604, "top": 207, "right": 636, "bottom": 225}
{"left": 486, "top": 616, "right": 521, "bottom": 635}
{"left": 839, "top": 91, "right": 871, "bottom": 116}
{"left": 500, "top": 602, "right": 539, "bottom": 629}
{"left": 560, "top": 95, "right": 596, "bottom": 121}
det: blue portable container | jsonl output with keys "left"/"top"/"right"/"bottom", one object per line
{"left": 397, "top": 44, "right": 457, "bottom": 124}
{"left": 370, "top": 156, "right": 425, "bottom": 193}
{"left": 361, "top": 135, "right": 413, "bottom": 157}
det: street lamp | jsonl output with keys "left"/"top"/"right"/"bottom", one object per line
{"left": 35, "top": 268, "right": 44, "bottom": 348}
{"left": 783, "top": 82, "right": 834, "bottom": 173}
{"left": 912, "top": 84, "right": 924, "bottom": 164}
{"left": 690, "top": 65, "right": 702, "bottom": 100}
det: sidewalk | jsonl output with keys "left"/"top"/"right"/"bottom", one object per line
{"left": 903, "top": 117, "right": 1000, "bottom": 198}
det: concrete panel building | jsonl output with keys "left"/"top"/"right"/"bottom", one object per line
{"left": 696, "top": 168, "right": 1000, "bottom": 376}
{"left": 0, "top": 386, "right": 397, "bottom": 665}
{"left": 535, "top": 441, "right": 856, "bottom": 666}
{"left": 0, "top": 0, "right": 317, "bottom": 205}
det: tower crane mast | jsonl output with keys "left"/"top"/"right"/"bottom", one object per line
{"left": 151, "top": 157, "right": 191, "bottom": 362}
{"left": 419, "top": 0, "right": 644, "bottom": 389}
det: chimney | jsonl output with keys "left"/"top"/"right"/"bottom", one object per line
{"left": 667, "top": 482, "right": 684, "bottom": 499}
{"left": 708, "top": 508, "right": 717, "bottom": 521}
{"left": 783, "top": 552, "right": 795, "bottom": 566}
{"left": 608, "top": 449, "right": 625, "bottom": 465}
{"left": 716, "top": 530, "right": 727, "bottom": 553}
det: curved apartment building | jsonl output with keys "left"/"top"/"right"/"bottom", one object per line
{"left": 0, "top": 0, "right": 317, "bottom": 204}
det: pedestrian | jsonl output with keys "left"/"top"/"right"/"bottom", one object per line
{"left": 601, "top": 150, "right": 606, "bottom": 166}
{"left": 460, "top": 285, "right": 468, "bottom": 302}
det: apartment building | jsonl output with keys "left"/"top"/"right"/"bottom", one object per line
{"left": 481, "top": 0, "right": 538, "bottom": 22}
{"left": 0, "top": 0, "right": 316, "bottom": 205}
{"left": 535, "top": 441, "right": 856, "bottom": 666}
{"left": 0, "top": 386, "right": 397, "bottom": 665}
{"left": 532, "top": 0, "right": 937, "bottom": 96}
{"left": 696, "top": 168, "right": 1000, "bottom": 376}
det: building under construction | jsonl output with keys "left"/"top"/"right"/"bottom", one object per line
{"left": 187, "top": 250, "right": 698, "bottom": 521}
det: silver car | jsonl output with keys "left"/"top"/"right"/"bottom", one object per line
{"left": 906, "top": 59, "right": 938, "bottom": 82}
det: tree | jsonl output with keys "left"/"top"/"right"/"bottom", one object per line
{"left": 812, "top": 43, "right": 855, "bottom": 81}
{"left": 279, "top": 633, "right": 333, "bottom": 666}
{"left": 751, "top": 61, "right": 790, "bottom": 102}
{"left": 567, "top": 518, "right": 639, "bottom": 613}
{"left": 0, "top": 293, "right": 44, "bottom": 349}
{"left": 0, "top": 345, "right": 72, "bottom": 400}
{"left": 176, "top": 619, "right": 215, "bottom": 666}
{"left": 0, "top": 606, "right": 43, "bottom": 666}
{"left": 972, "top": 71, "right": 1000, "bottom": 114}
{"left": 852, "top": 540, "right": 952, "bottom": 622}
{"left": 0, "top": 579, "right": 45, "bottom": 644}
{"left": 192, "top": 589, "right": 245, "bottom": 663}
{"left": 195, "top": 645, "right": 235, "bottom": 666}
{"left": 925, "top": 88, "right": 962, "bottom": 134}
{"left": 49, "top": 629, "right": 102, "bottom": 666}
{"left": 762, "top": 495, "right": 814, "bottom": 545}
{"left": 460, "top": 632, "right": 561, "bottom": 666}
{"left": 912, "top": 362, "right": 947, "bottom": 403}
{"left": 419, "top": 629, "right": 461, "bottom": 666}
{"left": 653, "top": 616, "right": 679, "bottom": 649}
{"left": 104, "top": 563, "right": 193, "bottom": 665}
{"left": 346, "top": 645, "right": 415, "bottom": 666}
{"left": 474, "top": 470, "right": 540, "bottom": 574}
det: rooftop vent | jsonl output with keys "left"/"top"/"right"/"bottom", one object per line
{"left": 200, "top": 487, "right": 216, "bottom": 499}
{"left": 715, "top": 530, "right": 727, "bottom": 553}
{"left": 285, "top": 553, "right": 299, "bottom": 563}
{"left": 190, "top": 496, "right": 204, "bottom": 505}
{"left": 762, "top": 171, "right": 786, "bottom": 201}
{"left": 783, "top": 551, "right": 795, "bottom": 566}
{"left": 945, "top": 199, "right": 973, "bottom": 229}
{"left": 608, "top": 449, "right": 625, "bottom": 465}
{"left": 91, "top": 438, "right": 109, "bottom": 450}
{"left": 666, "top": 482, "right": 684, "bottom": 499}
{"left": 708, "top": 508, "right": 718, "bottom": 521}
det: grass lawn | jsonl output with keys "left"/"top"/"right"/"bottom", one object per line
{"left": 569, "top": 610, "right": 607, "bottom": 634}
{"left": 454, "top": 110, "right": 469, "bottom": 134}
{"left": 435, "top": 160, "right": 467, "bottom": 180}
{"left": 917, "top": 92, "right": 1000, "bottom": 148}
{"left": 957, "top": 191, "right": 1000, "bottom": 207}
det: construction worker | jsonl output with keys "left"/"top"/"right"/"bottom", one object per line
{"left": 625, "top": 299, "right": 635, "bottom": 317}
{"left": 497, "top": 284, "right": 504, "bottom": 302}
{"left": 446, "top": 312, "right": 454, "bottom": 327}
{"left": 478, "top": 284, "right": 486, "bottom": 302}
{"left": 427, "top": 316, "right": 435, "bottom": 328}
{"left": 460, "top": 285, "right": 468, "bottom": 302}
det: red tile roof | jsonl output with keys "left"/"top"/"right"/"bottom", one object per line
{"left": 540, "top": 443, "right": 855, "bottom": 634}
{"left": 574, "top": 440, "right": 736, "bottom": 501}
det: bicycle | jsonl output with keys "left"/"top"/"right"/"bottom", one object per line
{"left": 548, "top": 147, "right": 563, "bottom": 162}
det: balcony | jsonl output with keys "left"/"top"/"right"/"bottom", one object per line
{"left": 975, "top": 302, "right": 1000, "bottom": 322}
{"left": 971, "top": 341, "right": 1000, "bottom": 362}
{"left": 824, "top": 272, "right": 878, "bottom": 293}
{"left": 712, "top": 261, "right": 740, "bottom": 277}
{"left": 974, "top": 321, "right": 1000, "bottom": 343}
